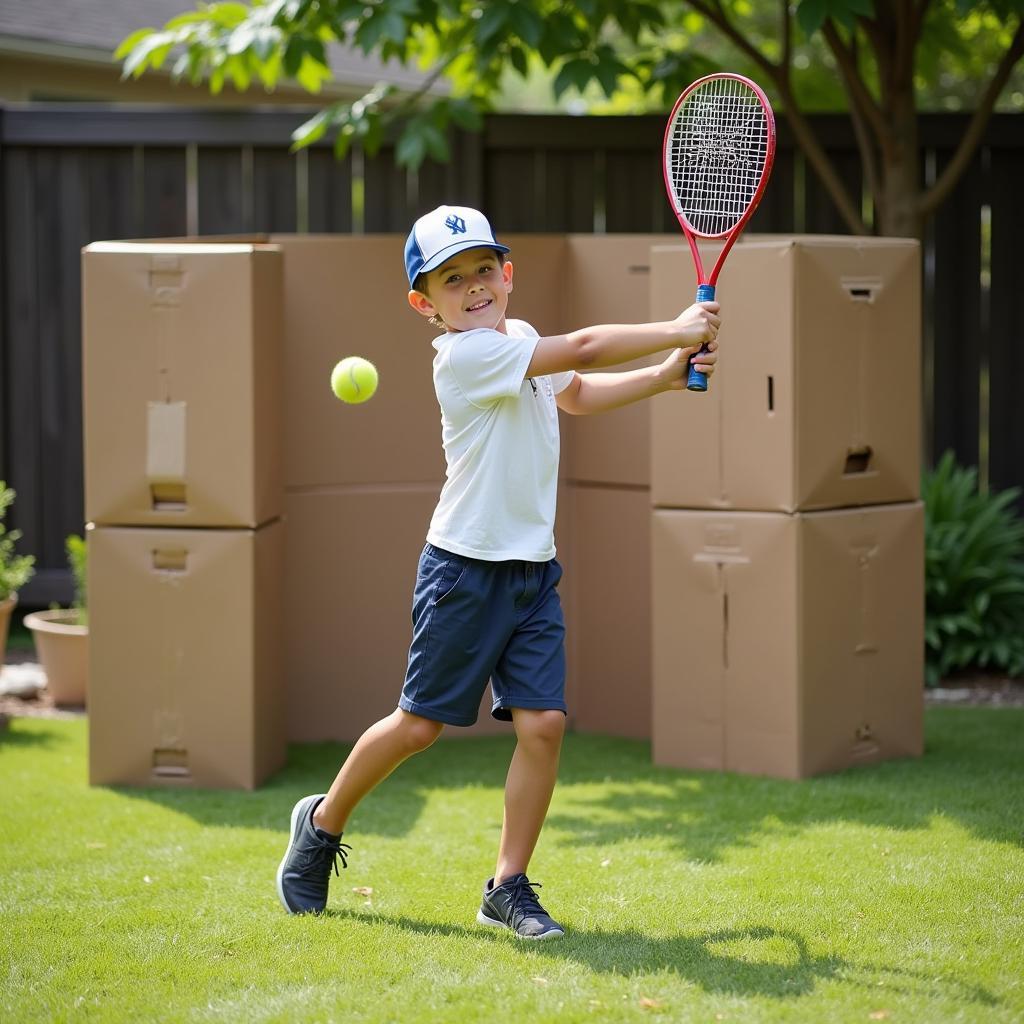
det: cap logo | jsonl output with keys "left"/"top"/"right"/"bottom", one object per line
{"left": 444, "top": 214, "right": 467, "bottom": 235}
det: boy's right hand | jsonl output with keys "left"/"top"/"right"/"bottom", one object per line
{"left": 673, "top": 301, "right": 721, "bottom": 353}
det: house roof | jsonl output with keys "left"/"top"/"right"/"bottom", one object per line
{"left": 0, "top": 0, "right": 433, "bottom": 93}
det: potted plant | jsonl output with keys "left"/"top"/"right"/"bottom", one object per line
{"left": 0, "top": 482, "right": 35, "bottom": 665}
{"left": 25, "top": 533, "right": 88, "bottom": 707}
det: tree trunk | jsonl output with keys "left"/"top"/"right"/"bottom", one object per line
{"left": 875, "top": 46, "right": 923, "bottom": 239}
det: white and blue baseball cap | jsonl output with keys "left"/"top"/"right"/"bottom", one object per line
{"left": 405, "top": 205, "right": 510, "bottom": 287}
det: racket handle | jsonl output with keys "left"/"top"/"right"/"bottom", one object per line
{"left": 687, "top": 284, "right": 716, "bottom": 392}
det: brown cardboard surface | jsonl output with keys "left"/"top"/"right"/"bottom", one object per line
{"left": 566, "top": 485, "right": 652, "bottom": 739}
{"left": 268, "top": 234, "right": 566, "bottom": 489}
{"left": 281, "top": 480, "right": 579, "bottom": 742}
{"left": 650, "top": 237, "right": 921, "bottom": 512}
{"left": 82, "top": 243, "right": 283, "bottom": 528}
{"left": 651, "top": 502, "right": 924, "bottom": 778}
{"left": 88, "top": 519, "right": 286, "bottom": 789}
{"left": 562, "top": 235, "right": 679, "bottom": 487}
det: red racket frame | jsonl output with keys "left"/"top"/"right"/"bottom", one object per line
{"left": 662, "top": 72, "right": 777, "bottom": 290}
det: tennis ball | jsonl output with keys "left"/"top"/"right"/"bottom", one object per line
{"left": 330, "top": 356, "right": 378, "bottom": 404}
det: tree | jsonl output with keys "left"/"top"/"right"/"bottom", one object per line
{"left": 118, "top": 0, "right": 1024, "bottom": 237}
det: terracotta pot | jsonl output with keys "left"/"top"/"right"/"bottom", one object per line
{"left": 24, "top": 609, "right": 88, "bottom": 707}
{"left": 0, "top": 593, "right": 16, "bottom": 661}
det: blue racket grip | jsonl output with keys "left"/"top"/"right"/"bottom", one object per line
{"left": 687, "top": 284, "right": 716, "bottom": 392}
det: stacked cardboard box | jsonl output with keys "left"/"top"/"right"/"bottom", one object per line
{"left": 649, "top": 238, "right": 925, "bottom": 779}
{"left": 82, "top": 243, "right": 286, "bottom": 788}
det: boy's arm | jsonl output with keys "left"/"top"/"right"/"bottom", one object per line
{"left": 524, "top": 302, "right": 720, "bottom": 379}
{"left": 555, "top": 342, "right": 719, "bottom": 416}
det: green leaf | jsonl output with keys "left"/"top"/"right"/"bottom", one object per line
{"left": 356, "top": 10, "right": 409, "bottom": 51}
{"left": 296, "top": 51, "right": 332, "bottom": 92}
{"left": 283, "top": 36, "right": 306, "bottom": 76}
{"left": 396, "top": 128, "right": 427, "bottom": 168}
{"left": 553, "top": 58, "right": 593, "bottom": 99}
{"left": 206, "top": 2, "right": 251, "bottom": 28}
{"left": 507, "top": 4, "right": 543, "bottom": 48}
{"left": 226, "top": 54, "right": 252, "bottom": 91}
{"left": 796, "top": 0, "right": 830, "bottom": 36}
{"left": 122, "top": 32, "right": 175, "bottom": 78}
{"left": 114, "top": 27, "right": 157, "bottom": 61}
{"left": 227, "top": 24, "right": 256, "bottom": 56}
{"left": 291, "top": 106, "right": 335, "bottom": 149}
{"left": 251, "top": 25, "right": 282, "bottom": 61}
{"left": 476, "top": 3, "right": 511, "bottom": 45}
{"left": 446, "top": 98, "right": 483, "bottom": 132}
{"left": 509, "top": 45, "right": 529, "bottom": 78}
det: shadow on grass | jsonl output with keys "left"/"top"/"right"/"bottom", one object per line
{"left": 0, "top": 718, "right": 65, "bottom": 748}
{"left": 105, "top": 707, "right": 1023, "bottom": 860}
{"left": 323, "top": 909, "right": 998, "bottom": 1008}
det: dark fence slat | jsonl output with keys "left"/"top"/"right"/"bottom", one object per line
{"left": 747, "top": 144, "right": 795, "bottom": 233}
{"left": 541, "top": 150, "right": 597, "bottom": 232}
{"left": 253, "top": 147, "right": 297, "bottom": 232}
{"left": 930, "top": 147, "right": 984, "bottom": 470}
{"left": 307, "top": 149, "right": 353, "bottom": 232}
{"left": 142, "top": 147, "right": 188, "bottom": 237}
{"left": 605, "top": 150, "right": 665, "bottom": 232}
{"left": 804, "top": 147, "right": 863, "bottom": 234}
{"left": 198, "top": 147, "right": 246, "bottom": 234}
{"left": 988, "top": 144, "right": 1024, "bottom": 502}
{"left": 363, "top": 148, "right": 411, "bottom": 232}
{"left": 482, "top": 149, "right": 540, "bottom": 231}
{"left": 2, "top": 148, "right": 41, "bottom": 565}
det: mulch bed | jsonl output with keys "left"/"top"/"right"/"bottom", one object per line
{"left": 2, "top": 654, "right": 1022, "bottom": 726}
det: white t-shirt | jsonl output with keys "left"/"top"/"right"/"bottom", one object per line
{"left": 427, "top": 319, "right": 574, "bottom": 561}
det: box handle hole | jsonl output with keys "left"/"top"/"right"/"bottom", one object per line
{"left": 844, "top": 446, "right": 873, "bottom": 475}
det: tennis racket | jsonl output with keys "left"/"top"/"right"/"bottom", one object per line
{"left": 663, "top": 73, "right": 776, "bottom": 392}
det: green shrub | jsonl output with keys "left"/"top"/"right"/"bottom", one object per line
{"left": 66, "top": 533, "right": 87, "bottom": 627}
{"left": 923, "top": 452, "right": 1024, "bottom": 685}
{"left": 0, "top": 482, "right": 35, "bottom": 601}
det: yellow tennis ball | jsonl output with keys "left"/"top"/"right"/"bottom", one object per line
{"left": 330, "top": 356, "right": 378, "bottom": 404}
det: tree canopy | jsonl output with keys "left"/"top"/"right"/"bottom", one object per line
{"left": 118, "top": 0, "right": 1024, "bottom": 236}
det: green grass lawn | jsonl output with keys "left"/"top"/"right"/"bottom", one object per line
{"left": 2, "top": 711, "right": 1022, "bottom": 1023}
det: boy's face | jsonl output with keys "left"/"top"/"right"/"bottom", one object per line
{"left": 407, "top": 246, "right": 514, "bottom": 333}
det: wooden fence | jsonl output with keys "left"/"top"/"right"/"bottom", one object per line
{"left": 1, "top": 104, "right": 1021, "bottom": 603}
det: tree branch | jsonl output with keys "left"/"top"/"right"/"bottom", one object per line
{"left": 833, "top": 25, "right": 882, "bottom": 221}
{"left": 781, "top": 0, "right": 791, "bottom": 77}
{"left": 920, "top": 19, "right": 1024, "bottom": 218}
{"left": 685, "top": 0, "right": 779, "bottom": 81}
{"left": 684, "top": 0, "right": 867, "bottom": 233}
{"left": 820, "top": 18, "right": 888, "bottom": 150}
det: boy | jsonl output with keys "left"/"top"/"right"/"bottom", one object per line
{"left": 277, "top": 205, "right": 719, "bottom": 939}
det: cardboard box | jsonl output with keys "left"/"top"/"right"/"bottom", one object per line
{"left": 88, "top": 518, "right": 286, "bottom": 789}
{"left": 268, "top": 234, "right": 565, "bottom": 490}
{"left": 281, "top": 487, "right": 573, "bottom": 742}
{"left": 650, "top": 237, "right": 921, "bottom": 512}
{"left": 83, "top": 243, "right": 283, "bottom": 528}
{"left": 651, "top": 501, "right": 924, "bottom": 778}
{"left": 565, "top": 485, "right": 651, "bottom": 739}
{"left": 561, "top": 235, "right": 678, "bottom": 487}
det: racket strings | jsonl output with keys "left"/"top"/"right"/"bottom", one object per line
{"left": 667, "top": 77, "right": 771, "bottom": 236}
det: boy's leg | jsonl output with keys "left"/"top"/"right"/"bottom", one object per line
{"left": 477, "top": 707, "right": 566, "bottom": 940}
{"left": 314, "top": 709, "right": 444, "bottom": 835}
{"left": 494, "top": 708, "right": 565, "bottom": 884}
{"left": 277, "top": 709, "right": 443, "bottom": 914}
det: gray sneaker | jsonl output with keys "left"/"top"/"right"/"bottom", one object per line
{"left": 477, "top": 873, "right": 565, "bottom": 939}
{"left": 276, "top": 794, "right": 351, "bottom": 914}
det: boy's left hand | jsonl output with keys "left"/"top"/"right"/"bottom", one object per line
{"left": 660, "top": 339, "right": 718, "bottom": 389}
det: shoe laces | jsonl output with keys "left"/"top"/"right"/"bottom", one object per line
{"left": 310, "top": 833, "right": 352, "bottom": 878}
{"left": 506, "top": 876, "right": 547, "bottom": 927}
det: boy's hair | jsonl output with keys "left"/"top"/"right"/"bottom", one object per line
{"left": 414, "top": 251, "right": 508, "bottom": 330}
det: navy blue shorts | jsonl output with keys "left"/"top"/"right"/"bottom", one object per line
{"left": 399, "top": 543, "right": 567, "bottom": 727}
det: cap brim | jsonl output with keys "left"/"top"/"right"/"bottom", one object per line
{"left": 419, "top": 239, "right": 511, "bottom": 276}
